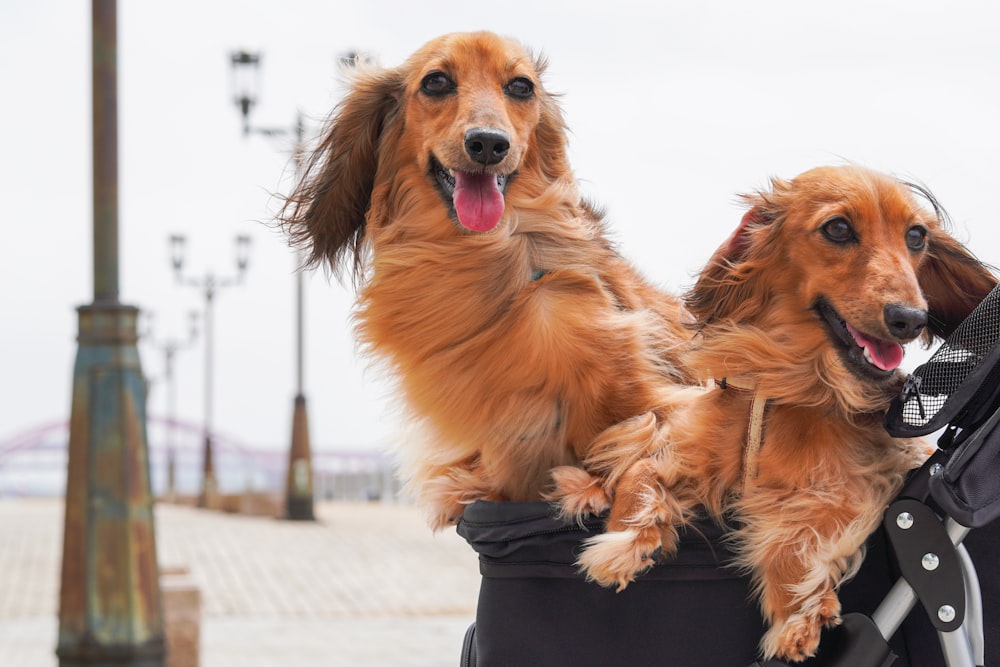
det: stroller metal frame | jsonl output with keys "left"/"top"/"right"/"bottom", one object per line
{"left": 872, "top": 517, "right": 982, "bottom": 666}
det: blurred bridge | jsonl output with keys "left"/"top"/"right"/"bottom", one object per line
{"left": 0, "top": 418, "right": 401, "bottom": 502}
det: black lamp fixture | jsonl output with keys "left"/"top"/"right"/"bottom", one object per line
{"left": 230, "top": 50, "right": 261, "bottom": 135}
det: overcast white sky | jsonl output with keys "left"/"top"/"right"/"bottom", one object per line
{"left": 2, "top": 1, "right": 999, "bottom": 456}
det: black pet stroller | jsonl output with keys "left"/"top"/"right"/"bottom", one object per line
{"left": 457, "top": 283, "right": 1000, "bottom": 667}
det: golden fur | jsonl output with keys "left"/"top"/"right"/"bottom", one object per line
{"left": 553, "top": 165, "right": 997, "bottom": 662}
{"left": 279, "top": 32, "right": 692, "bottom": 529}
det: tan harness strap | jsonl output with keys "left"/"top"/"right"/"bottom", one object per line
{"left": 715, "top": 377, "right": 769, "bottom": 492}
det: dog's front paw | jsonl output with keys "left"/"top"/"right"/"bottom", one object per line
{"left": 547, "top": 465, "right": 611, "bottom": 520}
{"left": 815, "top": 589, "right": 843, "bottom": 629}
{"left": 764, "top": 614, "right": 822, "bottom": 663}
{"left": 577, "top": 527, "right": 663, "bottom": 592}
{"left": 763, "top": 593, "right": 841, "bottom": 663}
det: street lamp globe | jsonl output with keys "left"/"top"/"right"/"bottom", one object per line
{"left": 236, "top": 234, "right": 252, "bottom": 274}
{"left": 229, "top": 50, "right": 261, "bottom": 134}
{"left": 169, "top": 234, "right": 186, "bottom": 274}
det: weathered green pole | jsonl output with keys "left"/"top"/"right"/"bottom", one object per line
{"left": 56, "top": 1, "right": 166, "bottom": 664}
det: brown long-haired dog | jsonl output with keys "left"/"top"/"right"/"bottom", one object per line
{"left": 553, "top": 165, "right": 997, "bottom": 662}
{"left": 279, "top": 32, "right": 692, "bottom": 529}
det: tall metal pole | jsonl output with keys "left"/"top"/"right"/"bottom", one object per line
{"left": 146, "top": 310, "right": 197, "bottom": 501}
{"left": 229, "top": 54, "right": 314, "bottom": 520}
{"left": 285, "top": 112, "right": 315, "bottom": 520}
{"left": 57, "top": 1, "right": 165, "bottom": 664}
{"left": 170, "top": 238, "right": 248, "bottom": 507}
{"left": 200, "top": 281, "right": 217, "bottom": 507}
{"left": 91, "top": 0, "right": 118, "bottom": 306}
{"left": 164, "top": 345, "right": 177, "bottom": 498}
{"left": 294, "top": 116, "right": 306, "bottom": 400}
{"left": 296, "top": 268, "right": 304, "bottom": 395}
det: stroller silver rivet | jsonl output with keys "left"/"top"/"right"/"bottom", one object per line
{"left": 929, "top": 462, "right": 944, "bottom": 476}
{"left": 921, "top": 552, "right": 940, "bottom": 571}
{"left": 895, "top": 512, "right": 914, "bottom": 529}
{"left": 938, "top": 604, "right": 957, "bottom": 623}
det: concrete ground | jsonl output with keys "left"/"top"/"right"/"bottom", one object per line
{"left": 0, "top": 498, "right": 481, "bottom": 667}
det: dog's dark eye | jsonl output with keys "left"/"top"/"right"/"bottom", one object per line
{"left": 905, "top": 225, "right": 927, "bottom": 251}
{"left": 504, "top": 77, "right": 535, "bottom": 99}
{"left": 821, "top": 217, "right": 857, "bottom": 244}
{"left": 420, "top": 71, "right": 456, "bottom": 96}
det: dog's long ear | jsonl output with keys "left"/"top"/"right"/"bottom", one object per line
{"left": 684, "top": 196, "right": 781, "bottom": 326}
{"left": 528, "top": 55, "right": 571, "bottom": 183}
{"left": 280, "top": 67, "right": 404, "bottom": 281}
{"left": 919, "top": 230, "right": 997, "bottom": 341}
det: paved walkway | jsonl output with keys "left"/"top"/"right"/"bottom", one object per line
{"left": 0, "top": 498, "right": 481, "bottom": 666}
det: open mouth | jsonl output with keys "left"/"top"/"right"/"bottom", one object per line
{"left": 431, "top": 155, "right": 510, "bottom": 232}
{"left": 814, "top": 297, "right": 905, "bottom": 382}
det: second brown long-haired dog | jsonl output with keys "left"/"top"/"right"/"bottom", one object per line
{"left": 279, "top": 32, "right": 692, "bottom": 529}
{"left": 553, "top": 165, "right": 996, "bottom": 661}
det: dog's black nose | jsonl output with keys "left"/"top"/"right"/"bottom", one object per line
{"left": 464, "top": 128, "right": 510, "bottom": 165}
{"left": 884, "top": 304, "right": 928, "bottom": 340}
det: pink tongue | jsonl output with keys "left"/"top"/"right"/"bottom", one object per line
{"left": 845, "top": 323, "right": 904, "bottom": 371}
{"left": 453, "top": 171, "right": 504, "bottom": 232}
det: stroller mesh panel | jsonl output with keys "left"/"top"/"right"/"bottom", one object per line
{"left": 898, "top": 286, "right": 1000, "bottom": 430}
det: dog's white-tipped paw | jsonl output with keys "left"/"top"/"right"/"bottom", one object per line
{"left": 762, "top": 593, "right": 841, "bottom": 663}
{"left": 577, "top": 528, "right": 662, "bottom": 592}
{"left": 547, "top": 466, "right": 610, "bottom": 521}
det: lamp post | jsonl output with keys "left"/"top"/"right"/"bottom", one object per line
{"left": 169, "top": 234, "right": 250, "bottom": 508}
{"left": 57, "top": 2, "right": 165, "bottom": 664}
{"left": 229, "top": 49, "right": 316, "bottom": 520}
{"left": 143, "top": 311, "right": 198, "bottom": 501}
